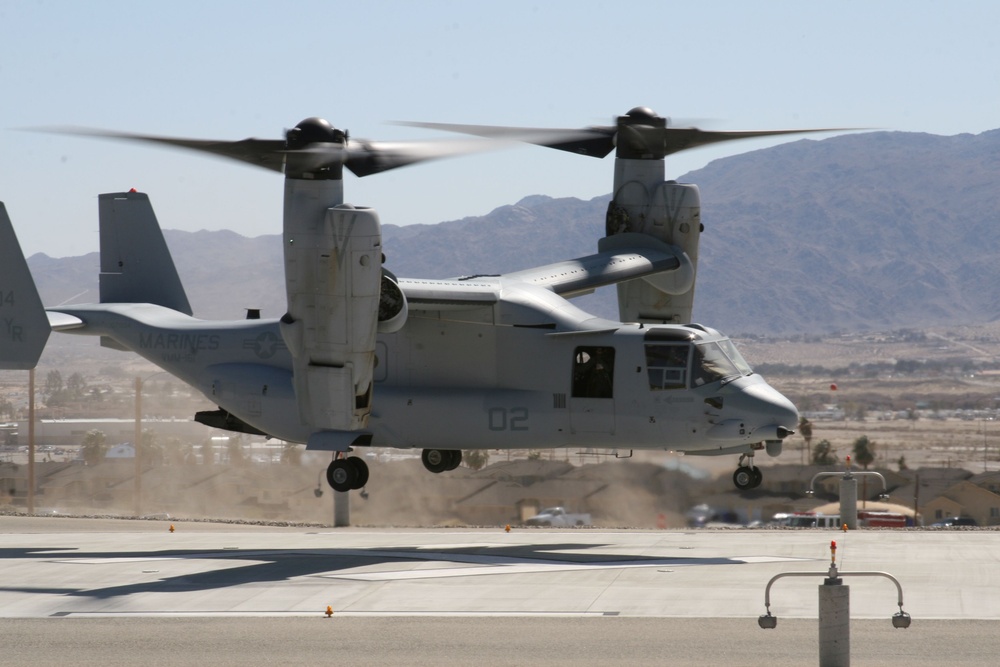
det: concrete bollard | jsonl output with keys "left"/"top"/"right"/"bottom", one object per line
{"left": 840, "top": 475, "right": 858, "bottom": 530}
{"left": 818, "top": 579, "right": 850, "bottom": 666}
{"left": 334, "top": 490, "right": 350, "bottom": 527}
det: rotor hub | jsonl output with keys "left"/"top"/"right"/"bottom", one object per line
{"left": 286, "top": 117, "right": 348, "bottom": 149}
{"left": 620, "top": 107, "right": 665, "bottom": 129}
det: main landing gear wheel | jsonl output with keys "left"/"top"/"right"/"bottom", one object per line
{"left": 349, "top": 455, "right": 370, "bottom": 488}
{"left": 422, "top": 448, "right": 462, "bottom": 473}
{"left": 732, "top": 466, "right": 763, "bottom": 490}
{"left": 326, "top": 456, "right": 369, "bottom": 493}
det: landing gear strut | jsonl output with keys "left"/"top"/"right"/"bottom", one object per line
{"left": 326, "top": 455, "right": 369, "bottom": 493}
{"left": 421, "top": 448, "right": 462, "bottom": 473}
{"left": 733, "top": 453, "right": 763, "bottom": 490}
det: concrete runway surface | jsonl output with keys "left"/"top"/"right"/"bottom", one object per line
{"left": 2, "top": 516, "right": 999, "bottom": 666}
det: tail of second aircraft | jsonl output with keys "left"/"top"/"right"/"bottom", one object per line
{"left": 0, "top": 202, "right": 51, "bottom": 369}
{"left": 99, "top": 191, "right": 192, "bottom": 315}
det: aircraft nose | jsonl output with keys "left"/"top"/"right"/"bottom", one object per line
{"left": 742, "top": 382, "right": 799, "bottom": 433}
{"left": 705, "top": 381, "right": 799, "bottom": 443}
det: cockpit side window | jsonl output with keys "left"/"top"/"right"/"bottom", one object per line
{"left": 718, "top": 338, "right": 754, "bottom": 376}
{"left": 645, "top": 344, "right": 689, "bottom": 390}
{"left": 572, "top": 346, "right": 615, "bottom": 398}
{"left": 692, "top": 340, "right": 753, "bottom": 386}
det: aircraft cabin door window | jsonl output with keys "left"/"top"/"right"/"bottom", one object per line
{"left": 571, "top": 346, "right": 615, "bottom": 398}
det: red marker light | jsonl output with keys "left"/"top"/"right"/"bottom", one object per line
{"left": 129, "top": 188, "right": 137, "bottom": 193}
{"left": 830, "top": 383, "right": 838, "bottom": 391}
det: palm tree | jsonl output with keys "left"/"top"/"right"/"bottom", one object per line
{"left": 811, "top": 439, "right": 835, "bottom": 466}
{"left": 81, "top": 429, "right": 107, "bottom": 465}
{"left": 799, "top": 417, "right": 814, "bottom": 465}
{"left": 852, "top": 435, "right": 876, "bottom": 469}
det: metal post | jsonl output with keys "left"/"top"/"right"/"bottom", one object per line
{"left": 134, "top": 376, "right": 142, "bottom": 517}
{"left": 840, "top": 474, "right": 857, "bottom": 530}
{"left": 332, "top": 453, "right": 350, "bottom": 527}
{"left": 27, "top": 368, "right": 35, "bottom": 514}
{"left": 334, "top": 491, "right": 350, "bottom": 526}
{"left": 983, "top": 419, "right": 990, "bottom": 473}
{"left": 818, "top": 540, "right": 849, "bottom": 666}
{"left": 819, "top": 580, "right": 850, "bottom": 666}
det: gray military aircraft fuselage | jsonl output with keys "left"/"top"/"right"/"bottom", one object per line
{"left": 50, "top": 264, "right": 796, "bottom": 484}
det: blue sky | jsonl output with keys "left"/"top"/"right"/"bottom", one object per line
{"left": 3, "top": 0, "right": 999, "bottom": 257}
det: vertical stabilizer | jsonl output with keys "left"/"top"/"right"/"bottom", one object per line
{"left": 99, "top": 191, "right": 192, "bottom": 315}
{"left": 0, "top": 203, "right": 51, "bottom": 369}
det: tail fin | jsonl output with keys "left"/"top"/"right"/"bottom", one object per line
{"left": 99, "top": 191, "right": 192, "bottom": 315}
{"left": 0, "top": 203, "right": 51, "bottom": 369}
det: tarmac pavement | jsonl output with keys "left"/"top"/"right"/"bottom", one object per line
{"left": 1, "top": 516, "right": 998, "bottom": 665}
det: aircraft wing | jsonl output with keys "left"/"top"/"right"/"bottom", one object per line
{"left": 399, "top": 278, "right": 499, "bottom": 310}
{"left": 501, "top": 232, "right": 691, "bottom": 298}
{"left": 393, "top": 233, "right": 689, "bottom": 315}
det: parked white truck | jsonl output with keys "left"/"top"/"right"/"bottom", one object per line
{"left": 525, "top": 507, "right": 592, "bottom": 527}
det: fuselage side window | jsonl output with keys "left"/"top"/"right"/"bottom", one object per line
{"left": 645, "top": 343, "right": 689, "bottom": 390}
{"left": 572, "top": 346, "right": 615, "bottom": 398}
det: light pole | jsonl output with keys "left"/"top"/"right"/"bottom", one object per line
{"left": 982, "top": 418, "right": 991, "bottom": 473}
{"left": 134, "top": 371, "right": 168, "bottom": 517}
{"left": 27, "top": 368, "right": 35, "bottom": 514}
{"left": 134, "top": 376, "right": 142, "bottom": 516}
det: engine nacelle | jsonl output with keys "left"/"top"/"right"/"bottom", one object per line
{"left": 378, "top": 269, "right": 408, "bottom": 333}
{"left": 608, "top": 178, "right": 702, "bottom": 324}
{"left": 281, "top": 186, "right": 382, "bottom": 432}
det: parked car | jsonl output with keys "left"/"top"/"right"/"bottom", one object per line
{"left": 931, "top": 516, "right": 977, "bottom": 527}
{"left": 524, "top": 507, "right": 592, "bottom": 527}
{"left": 779, "top": 512, "right": 842, "bottom": 528}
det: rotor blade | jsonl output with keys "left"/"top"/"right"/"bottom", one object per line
{"left": 35, "top": 126, "right": 290, "bottom": 173}
{"left": 399, "top": 120, "right": 849, "bottom": 160}
{"left": 395, "top": 121, "right": 617, "bottom": 158}
{"left": 657, "top": 127, "right": 843, "bottom": 156}
{"left": 343, "top": 136, "right": 519, "bottom": 177}
{"left": 37, "top": 126, "right": 514, "bottom": 178}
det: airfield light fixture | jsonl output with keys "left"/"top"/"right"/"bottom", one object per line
{"left": 757, "top": 612, "right": 777, "bottom": 629}
{"left": 314, "top": 468, "right": 325, "bottom": 498}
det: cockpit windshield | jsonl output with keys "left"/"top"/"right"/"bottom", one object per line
{"left": 691, "top": 339, "right": 754, "bottom": 387}
{"left": 645, "top": 336, "right": 753, "bottom": 390}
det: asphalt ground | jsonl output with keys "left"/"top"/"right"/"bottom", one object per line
{"left": 2, "top": 516, "right": 999, "bottom": 666}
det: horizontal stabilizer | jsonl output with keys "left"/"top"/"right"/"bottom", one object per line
{"left": 0, "top": 203, "right": 51, "bottom": 369}
{"left": 47, "top": 311, "right": 85, "bottom": 331}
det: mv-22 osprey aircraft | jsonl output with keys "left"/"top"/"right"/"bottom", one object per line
{"left": 1, "top": 107, "right": 805, "bottom": 494}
